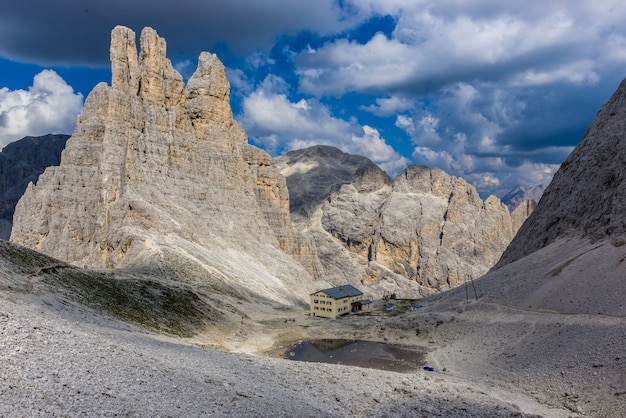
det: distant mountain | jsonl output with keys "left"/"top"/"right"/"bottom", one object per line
{"left": 278, "top": 145, "right": 391, "bottom": 218}
{"left": 497, "top": 76, "right": 626, "bottom": 268}
{"left": 500, "top": 184, "right": 545, "bottom": 211}
{"left": 277, "top": 145, "right": 530, "bottom": 296}
{"left": 0, "top": 134, "right": 69, "bottom": 239}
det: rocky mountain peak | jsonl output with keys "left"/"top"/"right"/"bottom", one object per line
{"left": 496, "top": 77, "right": 626, "bottom": 267}
{"left": 10, "top": 26, "right": 318, "bottom": 307}
{"left": 276, "top": 145, "right": 391, "bottom": 219}
{"left": 279, "top": 146, "right": 530, "bottom": 296}
{"left": 7, "top": 26, "right": 530, "bottom": 302}
{"left": 110, "top": 26, "right": 140, "bottom": 94}
{"left": 500, "top": 184, "right": 545, "bottom": 211}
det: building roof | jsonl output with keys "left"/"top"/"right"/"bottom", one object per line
{"left": 351, "top": 299, "right": 371, "bottom": 306}
{"left": 315, "top": 284, "right": 363, "bottom": 299}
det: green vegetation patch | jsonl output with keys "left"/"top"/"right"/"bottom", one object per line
{"left": 42, "top": 267, "right": 212, "bottom": 337}
{"left": 0, "top": 239, "right": 62, "bottom": 272}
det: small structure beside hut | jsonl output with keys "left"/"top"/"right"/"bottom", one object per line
{"left": 310, "top": 285, "right": 370, "bottom": 319}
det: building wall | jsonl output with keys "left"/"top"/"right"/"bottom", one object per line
{"left": 310, "top": 291, "right": 334, "bottom": 318}
{"left": 310, "top": 291, "right": 363, "bottom": 318}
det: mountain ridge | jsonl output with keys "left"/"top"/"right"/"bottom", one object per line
{"left": 278, "top": 146, "right": 531, "bottom": 296}
{"left": 500, "top": 184, "right": 544, "bottom": 211}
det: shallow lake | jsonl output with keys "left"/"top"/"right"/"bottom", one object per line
{"left": 284, "top": 339, "right": 425, "bottom": 372}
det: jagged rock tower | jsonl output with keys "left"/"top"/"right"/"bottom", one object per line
{"left": 11, "top": 26, "right": 320, "bottom": 305}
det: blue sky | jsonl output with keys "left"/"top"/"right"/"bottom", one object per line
{"left": 1, "top": 0, "right": 626, "bottom": 197}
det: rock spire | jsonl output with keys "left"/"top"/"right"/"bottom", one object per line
{"left": 11, "top": 26, "right": 319, "bottom": 305}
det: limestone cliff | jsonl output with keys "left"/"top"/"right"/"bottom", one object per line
{"left": 496, "top": 76, "right": 626, "bottom": 268}
{"left": 277, "top": 146, "right": 528, "bottom": 296}
{"left": 11, "top": 26, "right": 318, "bottom": 306}
{"left": 0, "top": 134, "right": 69, "bottom": 239}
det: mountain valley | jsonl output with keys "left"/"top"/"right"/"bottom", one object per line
{"left": 0, "top": 26, "right": 624, "bottom": 417}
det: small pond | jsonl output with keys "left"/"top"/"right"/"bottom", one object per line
{"left": 284, "top": 339, "right": 425, "bottom": 372}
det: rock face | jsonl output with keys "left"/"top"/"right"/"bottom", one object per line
{"left": 11, "top": 26, "right": 319, "bottom": 306}
{"left": 8, "top": 27, "right": 532, "bottom": 303}
{"left": 0, "top": 134, "right": 69, "bottom": 239}
{"left": 497, "top": 77, "right": 626, "bottom": 268}
{"left": 277, "top": 146, "right": 527, "bottom": 297}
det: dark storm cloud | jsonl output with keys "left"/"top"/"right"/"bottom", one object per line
{"left": 3, "top": 0, "right": 626, "bottom": 196}
{"left": 0, "top": 0, "right": 358, "bottom": 66}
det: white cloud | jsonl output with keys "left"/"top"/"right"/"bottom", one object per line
{"left": 0, "top": 70, "right": 83, "bottom": 148}
{"left": 412, "top": 146, "right": 455, "bottom": 172}
{"left": 510, "top": 60, "right": 600, "bottom": 86}
{"left": 226, "top": 68, "right": 253, "bottom": 95}
{"left": 493, "top": 161, "right": 561, "bottom": 197}
{"left": 284, "top": 0, "right": 626, "bottom": 196}
{"left": 471, "top": 173, "right": 501, "bottom": 194}
{"left": 422, "top": 83, "right": 510, "bottom": 157}
{"left": 355, "top": 125, "right": 410, "bottom": 173}
{"left": 295, "top": 2, "right": 626, "bottom": 96}
{"left": 401, "top": 81, "right": 563, "bottom": 195}
{"left": 395, "top": 114, "right": 414, "bottom": 135}
{"left": 409, "top": 113, "right": 442, "bottom": 147}
{"left": 238, "top": 75, "right": 409, "bottom": 175}
{"left": 297, "top": 33, "right": 414, "bottom": 95}
{"left": 360, "top": 95, "right": 414, "bottom": 116}
{"left": 173, "top": 59, "right": 195, "bottom": 80}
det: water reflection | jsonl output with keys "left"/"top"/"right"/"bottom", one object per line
{"left": 285, "top": 339, "right": 424, "bottom": 372}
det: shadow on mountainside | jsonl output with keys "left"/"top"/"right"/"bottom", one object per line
{"left": 0, "top": 239, "right": 212, "bottom": 337}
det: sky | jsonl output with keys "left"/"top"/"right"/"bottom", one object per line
{"left": 1, "top": 1, "right": 626, "bottom": 197}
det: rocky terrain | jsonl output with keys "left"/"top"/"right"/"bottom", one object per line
{"left": 9, "top": 25, "right": 524, "bottom": 306}
{"left": 2, "top": 229, "right": 623, "bottom": 417}
{"left": 277, "top": 146, "right": 532, "bottom": 297}
{"left": 0, "top": 134, "right": 68, "bottom": 239}
{"left": 1, "top": 25, "right": 624, "bottom": 417}
{"left": 10, "top": 26, "right": 322, "bottom": 312}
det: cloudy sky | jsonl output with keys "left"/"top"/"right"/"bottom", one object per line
{"left": 1, "top": 0, "right": 626, "bottom": 197}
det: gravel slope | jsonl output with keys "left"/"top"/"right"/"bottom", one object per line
{"left": 1, "top": 237, "right": 623, "bottom": 417}
{"left": 1, "top": 293, "right": 551, "bottom": 418}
